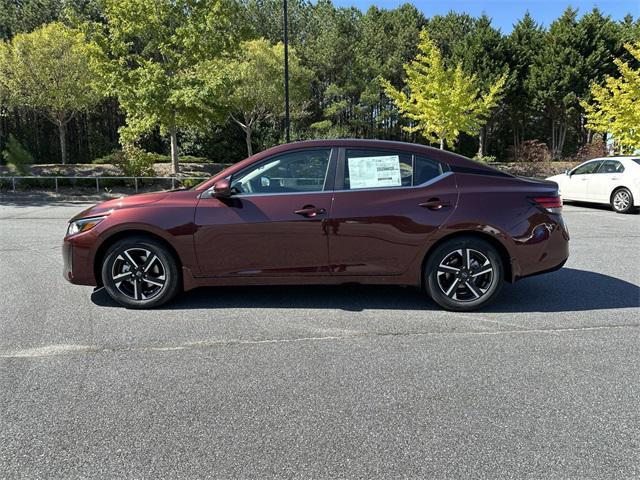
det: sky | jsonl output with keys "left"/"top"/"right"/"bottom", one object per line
{"left": 330, "top": 0, "right": 639, "bottom": 32}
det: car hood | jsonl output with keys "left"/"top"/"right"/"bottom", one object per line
{"left": 70, "top": 191, "right": 171, "bottom": 221}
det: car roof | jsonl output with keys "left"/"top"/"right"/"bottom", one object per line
{"left": 253, "top": 138, "right": 496, "bottom": 170}
{"left": 590, "top": 156, "right": 639, "bottom": 161}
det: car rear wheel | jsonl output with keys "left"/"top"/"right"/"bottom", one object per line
{"left": 101, "top": 237, "right": 180, "bottom": 308}
{"left": 611, "top": 188, "right": 635, "bottom": 214}
{"left": 425, "top": 237, "right": 504, "bottom": 312}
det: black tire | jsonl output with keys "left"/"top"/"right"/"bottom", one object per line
{"left": 101, "top": 236, "right": 180, "bottom": 309}
{"left": 425, "top": 237, "right": 504, "bottom": 312}
{"left": 611, "top": 187, "right": 635, "bottom": 214}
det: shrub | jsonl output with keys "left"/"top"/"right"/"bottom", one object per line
{"left": 177, "top": 178, "right": 201, "bottom": 189}
{"left": 181, "top": 155, "right": 213, "bottom": 163}
{"left": 509, "top": 140, "right": 551, "bottom": 163}
{"left": 92, "top": 151, "right": 124, "bottom": 164}
{"left": 144, "top": 153, "right": 212, "bottom": 164}
{"left": 572, "top": 138, "right": 607, "bottom": 164}
{"left": 473, "top": 155, "right": 497, "bottom": 163}
{"left": 2, "top": 134, "right": 34, "bottom": 174}
{"left": 147, "top": 152, "right": 170, "bottom": 163}
{"left": 92, "top": 150, "right": 212, "bottom": 165}
{"left": 114, "top": 145, "right": 156, "bottom": 177}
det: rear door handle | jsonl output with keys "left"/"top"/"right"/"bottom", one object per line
{"left": 294, "top": 205, "right": 326, "bottom": 218}
{"left": 419, "top": 198, "right": 450, "bottom": 210}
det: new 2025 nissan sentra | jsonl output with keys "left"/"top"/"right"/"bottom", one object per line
{"left": 63, "top": 139, "right": 569, "bottom": 311}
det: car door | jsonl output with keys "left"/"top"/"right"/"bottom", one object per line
{"left": 563, "top": 160, "right": 603, "bottom": 201}
{"left": 327, "top": 148, "right": 458, "bottom": 276}
{"left": 588, "top": 160, "right": 625, "bottom": 203}
{"left": 193, "top": 148, "right": 336, "bottom": 277}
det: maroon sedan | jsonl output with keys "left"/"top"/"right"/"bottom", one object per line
{"left": 63, "top": 140, "right": 569, "bottom": 311}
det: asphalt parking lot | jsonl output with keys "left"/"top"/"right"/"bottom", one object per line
{"left": 0, "top": 200, "right": 638, "bottom": 479}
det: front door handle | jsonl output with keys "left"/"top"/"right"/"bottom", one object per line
{"left": 419, "top": 198, "right": 451, "bottom": 210}
{"left": 294, "top": 205, "right": 326, "bottom": 218}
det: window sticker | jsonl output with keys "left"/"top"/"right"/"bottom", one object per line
{"left": 348, "top": 155, "right": 402, "bottom": 189}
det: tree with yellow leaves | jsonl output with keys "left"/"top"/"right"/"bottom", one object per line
{"left": 582, "top": 42, "right": 640, "bottom": 154}
{"left": 381, "top": 30, "right": 506, "bottom": 151}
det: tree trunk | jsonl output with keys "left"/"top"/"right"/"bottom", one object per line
{"left": 477, "top": 126, "right": 485, "bottom": 158}
{"left": 550, "top": 117, "right": 567, "bottom": 160}
{"left": 550, "top": 119, "right": 556, "bottom": 158}
{"left": 439, "top": 137, "right": 444, "bottom": 150}
{"left": 557, "top": 121, "right": 566, "bottom": 159}
{"left": 58, "top": 123, "right": 67, "bottom": 165}
{"left": 245, "top": 126, "right": 253, "bottom": 157}
{"left": 169, "top": 124, "right": 179, "bottom": 175}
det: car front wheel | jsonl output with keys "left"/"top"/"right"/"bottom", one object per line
{"left": 611, "top": 188, "right": 635, "bottom": 214}
{"left": 101, "top": 236, "right": 180, "bottom": 308}
{"left": 425, "top": 237, "right": 504, "bottom": 312}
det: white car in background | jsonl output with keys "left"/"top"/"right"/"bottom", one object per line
{"left": 547, "top": 157, "right": 640, "bottom": 214}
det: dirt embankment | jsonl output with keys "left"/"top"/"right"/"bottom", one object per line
{"left": 492, "top": 161, "right": 577, "bottom": 178}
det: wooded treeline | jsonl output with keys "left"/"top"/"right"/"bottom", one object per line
{"left": 0, "top": 0, "right": 638, "bottom": 165}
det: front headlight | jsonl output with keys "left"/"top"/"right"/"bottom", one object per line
{"left": 67, "top": 216, "right": 107, "bottom": 236}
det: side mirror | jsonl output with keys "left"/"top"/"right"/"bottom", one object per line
{"left": 213, "top": 179, "right": 232, "bottom": 198}
{"left": 565, "top": 169, "right": 571, "bottom": 176}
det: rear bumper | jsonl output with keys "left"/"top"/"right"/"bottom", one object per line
{"left": 512, "top": 214, "right": 569, "bottom": 281}
{"left": 518, "top": 258, "right": 567, "bottom": 280}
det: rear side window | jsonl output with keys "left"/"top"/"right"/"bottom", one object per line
{"left": 632, "top": 159, "right": 640, "bottom": 167}
{"left": 343, "top": 149, "right": 448, "bottom": 190}
{"left": 597, "top": 160, "right": 624, "bottom": 173}
{"left": 414, "top": 156, "right": 448, "bottom": 185}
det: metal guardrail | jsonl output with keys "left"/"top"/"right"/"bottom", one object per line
{"left": 1, "top": 175, "right": 210, "bottom": 194}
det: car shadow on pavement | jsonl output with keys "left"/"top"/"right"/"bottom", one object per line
{"left": 564, "top": 201, "right": 640, "bottom": 214}
{"left": 90, "top": 267, "right": 640, "bottom": 313}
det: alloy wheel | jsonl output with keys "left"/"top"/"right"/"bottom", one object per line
{"left": 111, "top": 247, "right": 167, "bottom": 301}
{"left": 436, "top": 248, "right": 495, "bottom": 302}
{"left": 613, "top": 190, "right": 631, "bottom": 212}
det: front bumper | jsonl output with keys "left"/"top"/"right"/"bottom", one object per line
{"left": 62, "top": 241, "right": 74, "bottom": 282}
{"left": 62, "top": 233, "right": 99, "bottom": 286}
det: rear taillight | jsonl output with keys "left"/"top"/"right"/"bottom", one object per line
{"left": 530, "top": 196, "right": 563, "bottom": 214}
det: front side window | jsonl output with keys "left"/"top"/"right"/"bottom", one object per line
{"left": 597, "top": 160, "right": 624, "bottom": 173}
{"left": 231, "top": 149, "right": 331, "bottom": 195}
{"left": 572, "top": 161, "right": 602, "bottom": 175}
{"left": 343, "top": 149, "right": 447, "bottom": 190}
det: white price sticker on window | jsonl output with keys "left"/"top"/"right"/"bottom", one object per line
{"left": 348, "top": 155, "right": 401, "bottom": 189}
